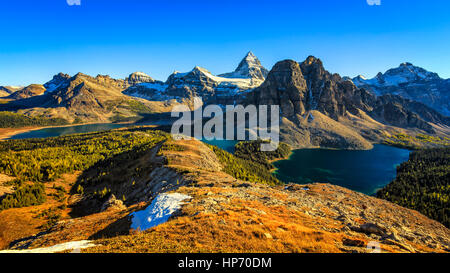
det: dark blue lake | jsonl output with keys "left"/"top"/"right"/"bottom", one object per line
{"left": 273, "top": 144, "right": 411, "bottom": 195}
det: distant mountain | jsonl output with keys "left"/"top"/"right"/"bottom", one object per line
{"left": 352, "top": 63, "right": 450, "bottom": 116}
{"left": 44, "top": 73, "right": 71, "bottom": 92}
{"left": 7, "top": 84, "right": 46, "bottom": 100}
{"left": 0, "top": 54, "right": 448, "bottom": 150}
{"left": 0, "top": 86, "right": 23, "bottom": 97}
{"left": 124, "top": 52, "right": 266, "bottom": 105}
{"left": 246, "top": 57, "right": 449, "bottom": 149}
{"left": 219, "top": 51, "right": 269, "bottom": 80}
{"left": 0, "top": 72, "right": 177, "bottom": 122}
{"left": 125, "top": 72, "right": 155, "bottom": 85}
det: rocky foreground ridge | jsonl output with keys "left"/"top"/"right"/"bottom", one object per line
{"left": 3, "top": 138, "right": 448, "bottom": 253}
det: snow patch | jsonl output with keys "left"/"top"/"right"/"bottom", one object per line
{"left": 130, "top": 193, "right": 191, "bottom": 231}
{"left": 0, "top": 240, "right": 95, "bottom": 253}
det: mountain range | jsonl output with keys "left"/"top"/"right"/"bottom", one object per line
{"left": 351, "top": 62, "right": 449, "bottom": 116}
{"left": 0, "top": 52, "right": 449, "bottom": 148}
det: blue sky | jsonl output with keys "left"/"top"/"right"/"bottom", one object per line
{"left": 1, "top": 0, "right": 450, "bottom": 86}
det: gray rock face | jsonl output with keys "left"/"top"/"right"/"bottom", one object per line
{"left": 249, "top": 57, "right": 375, "bottom": 121}
{"left": 249, "top": 57, "right": 368, "bottom": 120}
{"left": 352, "top": 63, "right": 450, "bottom": 116}
{"left": 250, "top": 60, "right": 308, "bottom": 117}
{"left": 245, "top": 56, "right": 449, "bottom": 148}
{"left": 101, "top": 194, "right": 126, "bottom": 211}
{"left": 164, "top": 67, "right": 225, "bottom": 104}
{"left": 300, "top": 56, "right": 347, "bottom": 120}
{"left": 371, "top": 95, "right": 450, "bottom": 133}
{"left": 126, "top": 72, "right": 155, "bottom": 86}
{"left": 254, "top": 57, "right": 448, "bottom": 128}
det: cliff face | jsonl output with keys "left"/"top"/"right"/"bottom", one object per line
{"left": 3, "top": 139, "right": 448, "bottom": 253}
{"left": 245, "top": 57, "right": 449, "bottom": 149}
{"left": 251, "top": 60, "right": 308, "bottom": 117}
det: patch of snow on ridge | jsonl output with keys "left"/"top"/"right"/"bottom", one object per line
{"left": 0, "top": 240, "right": 96, "bottom": 253}
{"left": 130, "top": 193, "right": 191, "bottom": 231}
{"left": 139, "top": 82, "right": 167, "bottom": 91}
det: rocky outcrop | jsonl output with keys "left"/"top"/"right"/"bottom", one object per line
{"left": 248, "top": 57, "right": 374, "bottom": 121}
{"left": 101, "top": 194, "right": 126, "bottom": 211}
{"left": 125, "top": 72, "right": 155, "bottom": 86}
{"left": 370, "top": 95, "right": 450, "bottom": 133}
{"left": 246, "top": 59, "right": 373, "bottom": 149}
{"left": 250, "top": 60, "right": 308, "bottom": 117}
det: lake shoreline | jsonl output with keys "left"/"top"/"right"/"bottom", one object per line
{"left": 0, "top": 121, "right": 138, "bottom": 140}
{"left": 271, "top": 144, "right": 411, "bottom": 195}
{"left": 0, "top": 126, "right": 49, "bottom": 140}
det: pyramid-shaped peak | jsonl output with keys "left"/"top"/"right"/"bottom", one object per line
{"left": 219, "top": 51, "right": 268, "bottom": 80}
{"left": 241, "top": 51, "right": 261, "bottom": 65}
{"left": 244, "top": 51, "right": 257, "bottom": 60}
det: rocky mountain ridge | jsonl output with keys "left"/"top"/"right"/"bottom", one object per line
{"left": 0, "top": 53, "right": 448, "bottom": 149}
{"left": 245, "top": 57, "right": 449, "bottom": 149}
{"left": 0, "top": 72, "right": 179, "bottom": 122}
{"left": 352, "top": 62, "right": 450, "bottom": 116}
{"left": 123, "top": 52, "right": 268, "bottom": 105}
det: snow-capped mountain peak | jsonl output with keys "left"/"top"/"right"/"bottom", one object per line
{"left": 353, "top": 63, "right": 441, "bottom": 89}
{"left": 219, "top": 51, "right": 269, "bottom": 80}
{"left": 350, "top": 63, "right": 449, "bottom": 115}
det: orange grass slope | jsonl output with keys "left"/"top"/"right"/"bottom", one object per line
{"left": 2, "top": 139, "right": 449, "bottom": 253}
{"left": 84, "top": 139, "right": 449, "bottom": 253}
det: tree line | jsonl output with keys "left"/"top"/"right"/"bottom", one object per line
{"left": 377, "top": 148, "right": 450, "bottom": 227}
